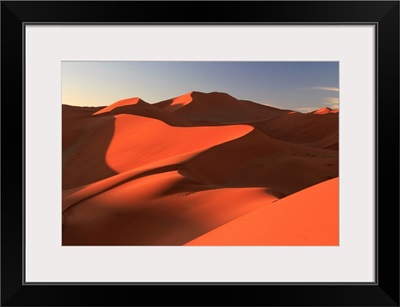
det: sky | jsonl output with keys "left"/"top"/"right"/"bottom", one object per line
{"left": 62, "top": 61, "right": 339, "bottom": 113}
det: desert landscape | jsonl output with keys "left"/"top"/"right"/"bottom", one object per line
{"left": 62, "top": 91, "right": 338, "bottom": 245}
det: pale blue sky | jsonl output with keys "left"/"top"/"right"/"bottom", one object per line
{"left": 62, "top": 61, "right": 339, "bottom": 112}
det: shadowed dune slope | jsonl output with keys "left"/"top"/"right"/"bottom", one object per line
{"left": 62, "top": 170, "right": 278, "bottom": 245}
{"left": 184, "top": 129, "right": 338, "bottom": 197}
{"left": 63, "top": 105, "right": 117, "bottom": 189}
{"left": 305, "top": 132, "right": 339, "bottom": 151}
{"left": 62, "top": 104, "right": 104, "bottom": 150}
{"left": 252, "top": 112, "right": 338, "bottom": 145}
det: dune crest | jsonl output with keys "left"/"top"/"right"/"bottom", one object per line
{"left": 312, "top": 107, "right": 339, "bottom": 115}
{"left": 93, "top": 97, "right": 147, "bottom": 115}
{"left": 155, "top": 91, "right": 194, "bottom": 112}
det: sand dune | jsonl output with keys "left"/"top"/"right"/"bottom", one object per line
{"left": 153, "top": 91, "right": 194, "bottom": 112}
{"left": 62, "top": 170, "right": 278, "bottom": 245}
{"left": 155, "top": 91, "right": 289, "bottom": 124}
{"left": 93, "top": 97, "right": 147, "bottom": 115}
{"left": 305, "top": 132, "right": 339, "bottom": 151}
{"left": 104, "top": 114, "right": 253, "bottom": 173}
{"left": 62, "top": 120, "right": 254, "bottom": 211}
{"left": 183, "top": 129, "right": 337, "bottom": 196}
{"left": 93, "top": 97, "right": 190, "bottom": 126}
{"left": 185, "top": 178, "right": 338, "bottom": 246}
{"left": 312, "top": 107, "right": 339, "bottom": 115}
{"left": 252, "top": 111, "right": 338, "bottom": 146}
{"left": 62, "top": 91, "right": 339, "bottom": 245}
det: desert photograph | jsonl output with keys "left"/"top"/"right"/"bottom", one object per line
{"left": 62, "top": 61, "right": 339, "bottom": 246}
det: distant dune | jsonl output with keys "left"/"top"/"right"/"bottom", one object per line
{"left": 62, "top": 91, "right": 339, "bottom": 245}
{"left": 155, "top": 91, "right": 290, "bottom": 124}
{"left": 312, "top": 107, "right": 339, "bottom": 115}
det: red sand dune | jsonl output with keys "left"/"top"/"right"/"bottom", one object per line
{"left": 153, "top": 91, "right": 194, "bottom": 112}
{"left": 155, "top": 91, "right": 289, "bottom": 124}
{"left": 93, "top": 97, "right": 146, "bottom": 115}
{"left": 185, "top": 178, "right": 338, "bottom": 246}
{"left": 93, "top": 97, "right": 190, "bottom": 126}
{"left": 63, "top": 170, "right": 278, "bottom": 245}
{"left": 312, "top": 107, "right": 339, "bottom": 115}
{"left": 62, "top": 91, "right": 339, "bottom": 245}
{"left": 252, "top": 111, "right": 338, "bottom": 145}
{"left": 104, "top": 114, "right": 253, "bottom": 173}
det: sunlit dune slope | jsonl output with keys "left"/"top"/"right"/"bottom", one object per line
{"left": 153, "top": 91, "right": 194, "bottom": 112}
{"left": 185, "top": 177, "right": 339, "bottom": 246}
{"left": 93, "top": 97, "right": 146, "bottom": 115}
{"left": 104, "top": 114, "right": 253, "bottom": 173}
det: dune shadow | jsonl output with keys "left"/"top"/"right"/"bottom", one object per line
{"left": 62, "top": 106, "right": 118, "bottom": 190}
{"left": 62, "top": 201, "right": 209, "bottom": 246}
{"left": 62, "top": 169, "right": 276, "bottom": 246}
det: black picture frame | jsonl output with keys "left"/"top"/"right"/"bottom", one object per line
{"left": 1, "top": 1, "right": 399, "bottom": 306}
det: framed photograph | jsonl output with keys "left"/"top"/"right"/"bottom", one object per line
{"left": 2, "top": 1, "right": 399, "bottom": 306}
